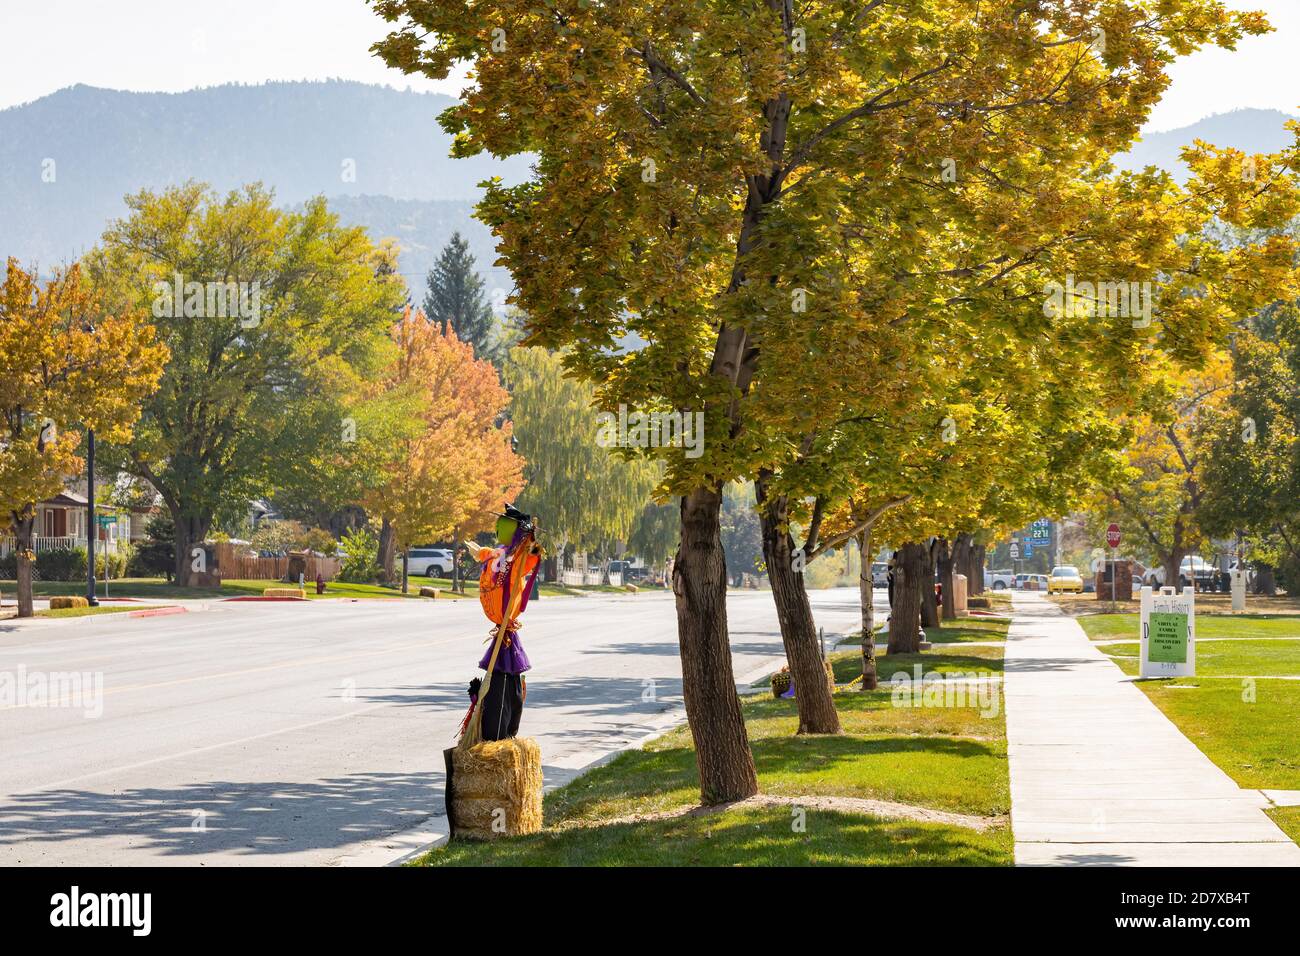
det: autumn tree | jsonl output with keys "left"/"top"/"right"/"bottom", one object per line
{"left": 85, "top": 184, "right": 406, "bottom": 585}
{"left": 0, "top": 261, "right": 167, "bottom": 616}
{"left": 366, "top": 306, "right": 524, "bottom": 586}
{"left": 372, "top": 0, "right": 1277, "bottom": 803}
{"left": 1090, "top": 355, "right": 1235, "bottom": 586}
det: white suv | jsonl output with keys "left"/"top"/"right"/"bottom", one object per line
{"left": 409, "top": 547, "right": 453, "bottom": 577}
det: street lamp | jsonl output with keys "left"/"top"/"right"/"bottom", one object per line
{"left": 83, "top": 320, "right": 98, "bottom": 607}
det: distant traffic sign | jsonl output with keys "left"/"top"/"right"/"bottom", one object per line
{"left": 1106, "top": 523, "right": 1121, "bottom": 549}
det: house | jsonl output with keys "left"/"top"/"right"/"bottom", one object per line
{"left": 0, "top": 488, "right": 131, "bottom": 557}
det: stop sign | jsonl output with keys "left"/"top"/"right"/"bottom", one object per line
{"left": 1106, "top": 523, "right": 1121, "bottom": 549}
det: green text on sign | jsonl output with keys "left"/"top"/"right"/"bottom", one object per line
{"left": 1149, "top": 612, "right": 1189, "bottom": 664}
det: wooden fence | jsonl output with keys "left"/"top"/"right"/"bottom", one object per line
{"left": 210, "top": 542, "right": 341, "bottom": 582}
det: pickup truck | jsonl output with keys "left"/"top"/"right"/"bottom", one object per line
{"left": 985, "top": 569, "right": 1016, "bottom": 590}
{"left": 1146, "top": 556, "right": 1215, "bottom": 591}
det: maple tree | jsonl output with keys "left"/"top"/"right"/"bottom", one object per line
{"left": 365, "top": 306, "right": 524, "bottom": 586}
{"left": 372, "top": 0, "right": 1281, "bottom": 802}
{"left": 0, "top": 260, "right": 168, "bottom": 616}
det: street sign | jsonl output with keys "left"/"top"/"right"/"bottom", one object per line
{"left": 1139, "top": 585, "right": 1195, "bottom": 678}
{"left": 1106, "top": 523, "right": 1121, "bottom": 549}
{"left": 1009, "top": 544, "right": 1020, "bottom": 559}
{"left": 96, "top": 514, "right": 115, "bottom": 530}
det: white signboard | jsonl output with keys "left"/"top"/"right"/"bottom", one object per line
{"left": 1139, "top": 585, "right": 1195, "bottom": 678}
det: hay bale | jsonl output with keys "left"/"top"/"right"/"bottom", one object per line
{"left": 262, "top": 587, "right": 306, "bottom": 599}
{"left": 445, "top": 737, "right": 543, "bottom": 840}
{"left": 49, "top": 596, "right": 89, "bottom": 610}
{"left": 624, "top": 583, "right": 638, "bottom": 593}
{"left": 419, "top": 586, "right": 438, "bottom": 598}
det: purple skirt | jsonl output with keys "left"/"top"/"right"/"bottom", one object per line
{"left": 479, "top": 631, "right": 531, "bottom": 675}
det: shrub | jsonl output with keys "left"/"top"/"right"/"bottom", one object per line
{"left": 338, "top": 525, "right": 381, "bottom": 583}
{"left": 96, "top": 545, "right": 131, "bottom": 580}
{"left": 299, "top": 527, "right": 338, "bottom": 556}
{"left": 128, "top": 540, "right": 174, "bottom": 581}
{"left": 37, "top": 547, "right": 88, "bottom": 582}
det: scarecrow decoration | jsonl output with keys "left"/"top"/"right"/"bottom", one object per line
{"left": 443, "top": 504, "right": 545, "bottom": 840}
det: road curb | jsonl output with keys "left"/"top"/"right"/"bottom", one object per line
{"left": 130, "top": 605, "right": 188, "bottom": 619}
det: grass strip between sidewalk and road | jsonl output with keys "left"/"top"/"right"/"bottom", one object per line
{"left": 416, "top": 618, "right": 1010, "bottom": 867}
{"left": 34, "top": 604, "right": 169, "bottom": 619}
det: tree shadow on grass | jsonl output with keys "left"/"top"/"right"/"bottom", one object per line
{"left": 423, "top": 805, "right": 1012, "bottom": 866}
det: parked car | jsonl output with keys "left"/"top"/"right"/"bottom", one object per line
{"left": 409, "top": 547, "right": 454, "bottom": 577}
{"left": 871, "top": 562, "right": 890, "bottom": 588}
{"left": 1047, "top": 565, "right": 1084, "bottom": 594}
{"left": 1015, "top": 573, "right": 1050, "bottom": 591}
{"left": 1146, "top": 555, "right": 1215, "bottom": 591}
{"left": 986, "top": 568, "right": 1016, "bottom": 590}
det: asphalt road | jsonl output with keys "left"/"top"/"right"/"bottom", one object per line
{"left": 0, "top": 586, "right": 885, "bottom": 865}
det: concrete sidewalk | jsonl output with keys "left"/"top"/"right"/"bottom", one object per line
{"left": 1004, "top": 592, "right": 1300, "bottom": 866}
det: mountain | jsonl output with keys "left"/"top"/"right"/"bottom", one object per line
{"left": 321, "top": 194, "right": 511, "bottom": 300}
{"left": 1116, "top": 108, "right": 1299, "bottom": 179}
{"left": 2, "top": 83, "right": 1295, "bottom": 295}
{"left": 0, "top": 80, "right": 529, "bottom": 292}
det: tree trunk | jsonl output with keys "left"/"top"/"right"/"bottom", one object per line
{"left": 755, "top": 477, "right": 841, "bottom": 735}
{"left": 889, "top": 542, "right": 926, "bottom": 654}
{"left": 937, "top": 536, "right": 957, "bottom": 621}
{"left": 857, "top": 529, "right": 878, "bottom": 690}
{"left": 920, "top": 538, "right": 939, "bottom": 628}
{"left": 377, "top": 515, "right": 397, "bottom": 585}
{"left": 673, "top": 487, "right": 758, "bottom": 804}
{"left": 172, "top": 509, "right": 212, "bottom": 587}
{"left": 14, "top": 514, "right": 35, "bottom": 618}
{"left": 1162, "top": 547, "right": 1186, "bottom": 590}
{"left": 452, "top": 523, "right": 463, "bottom": 594}
{"left": 952, "top": 533, "right": 972, "bottom": 600}
{"left": 969, "top": 542, "right": 986, "bottom": 594}
{"left": 1254, "top": 565, "right": 1277, "bottom": 595}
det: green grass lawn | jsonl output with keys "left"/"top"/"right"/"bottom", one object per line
{"left": 1133, "top": 679, "right": 1300, "bottom": 790}
{"left": 1079, "top": 612, "right": 1300, "bottom": 642}
{"left": 1097, "top": 638, "right": 1300, "bottom": 677}
{"left": 839, "top": 615, "right": 1011, "bottom": 646}
{"left": 416, "top": 675, "right": 1012, "bottom": 866}
{"left": 35, "top": 604, "right": 167, "bottom": 619}
{"left": 1268, "top": 807, "right": 1300, "bottom": 844}
{"left": 830, "top": 645, "right": 1005, "bottom": 683}
{"left": 423, "top": 805, "right": 1009, "bottom": 867}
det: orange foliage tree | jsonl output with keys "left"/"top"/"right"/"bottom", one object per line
{"left": 366, "top": 307, "right": 524, "bottom": 587}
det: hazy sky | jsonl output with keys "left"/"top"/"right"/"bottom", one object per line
{"left": 1, "top": 0, "right": 1297, "bottom": 132}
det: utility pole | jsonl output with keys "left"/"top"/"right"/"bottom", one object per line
{"left": 86, "top": 428, "right": 99, "bottom": 607}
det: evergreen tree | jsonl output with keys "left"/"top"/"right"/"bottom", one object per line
{"left": 422, "top": 232, "right": 497, "bottom": 363}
